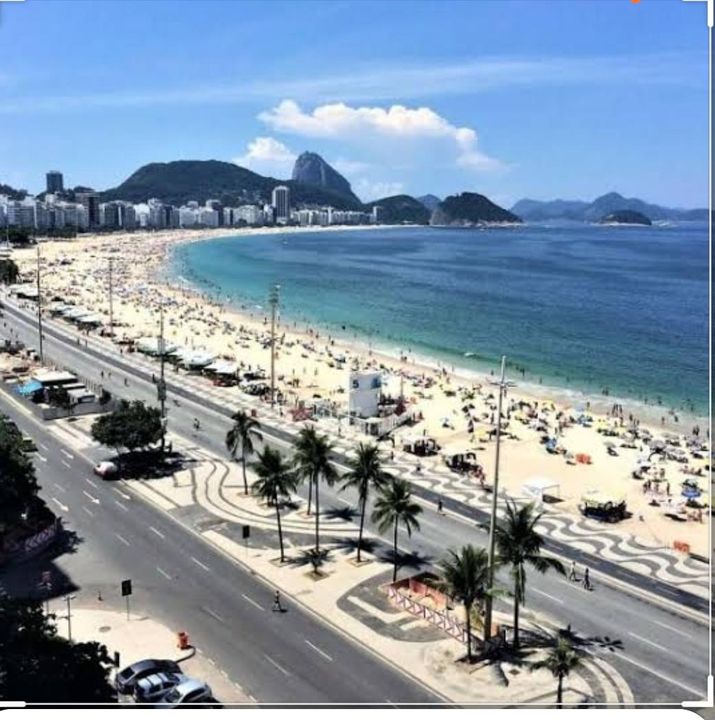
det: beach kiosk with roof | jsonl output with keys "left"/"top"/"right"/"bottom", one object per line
{"left": 521, "top": 476, "right": 561, "bottom": 506}
{"left": 579, "top": 490, "right": 627, "bottom": 523}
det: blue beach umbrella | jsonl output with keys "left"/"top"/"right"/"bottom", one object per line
{"left": 681, "top": 486, "right": 701, "bottom": 499}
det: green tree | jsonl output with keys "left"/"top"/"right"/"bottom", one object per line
{"left": 0, "top": 416, "right": 42, "bottom": 530}
{"left": 91, "top": 400, "right": 164, "bottom": 461}
{"left": 371, "top": 477, "right": 422, "bottom": 582}
{"left": 530, "top": 635, "right": 583, "bottom": 708}
{"left": 293, "top": 426, "right": 338, "bottom": 553}
{"left": 225, "top": 410, "right": 262, "bottom": 495}
{"left": 496, "top": 501, "right": 565, "bottom": 650}
{"left": 0, "top": 597, "right": 115, "bottom": 702}
{"left": 0, "top": 258, "right": 19, "bottom": 285}
{"left": 48, "top": 386, "right": 73, "bottom": 418}
{"left": 437, "top": 545, "right": 491, "bottom": 662}
{"left": 252, "top": 446, "right": 297, "bottom": 563}
{"left": 340, "top": 442, "right": 391, "bottom": 563}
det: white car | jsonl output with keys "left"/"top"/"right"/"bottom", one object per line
{"left": 93, "top": 460, "right": 118, "bottom": 478}
{"left": 133, "top": 672, "right": 189, "bottom": 703}
{"left": 155, "top": 679, "right": 213, "bottom": 707}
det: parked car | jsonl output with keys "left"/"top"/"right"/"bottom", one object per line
{"left": 115, "top": 659, "right": 181, "bottom": 694}
{"left": 155, "top": 679, "right": 213, "bottom": 707}
{"left": 94, "top": 460, "right": 118, "bottom": 478}
{"left": 133, "top": 672, "right": 189, "bottom": 703}
{"left": 21, "top": 435, "right": 37, "bottom": 452}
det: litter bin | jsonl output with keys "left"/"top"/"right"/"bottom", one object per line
{"left": 177, "top": 631, "right": 189, "bottom": 650}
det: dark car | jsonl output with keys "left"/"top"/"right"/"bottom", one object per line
{"left": 115, "top": 659, "right": 181, "bottom": 694}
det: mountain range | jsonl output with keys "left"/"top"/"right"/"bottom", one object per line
{"left": 511, "top": 192, "right": 709, "bottom": 222}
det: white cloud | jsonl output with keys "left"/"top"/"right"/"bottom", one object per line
{"left": 233, "top": 136, "right": 296, "bottom": 177}
{"left": 258, "top": 100, "right": 504, "bottom": 173}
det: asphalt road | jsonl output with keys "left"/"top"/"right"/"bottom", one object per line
{"left": 0, "top": 395, "right": 442, "bottom": 705}
{"left": 0, "top": 296, "right": 711, "bottom": 703}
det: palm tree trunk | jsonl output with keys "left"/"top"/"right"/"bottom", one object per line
{"left": 241, "top": 453, "right": 248, "bottom": 495}
{"left": 465, "top": 601, "right": 472, "bottom": 663}
{"left": 513, "top": 584, "right": 520, "bottom": 651}
{"left": 275, "top": 492, "right": 285, "bottom": 563}
{"left": 356, "top": 494, "right": 366, "bottom": 563}
{"left": 392, "top": 519, "right": 398, "bottom": 582}
{"left": 556, "top": 674, "right": 563, "bottom": 708}
{"left": 307, "top": 478, "right": 313, "bottom": 515}
{"left": 314, "top": 473, "right": 320, "bottom": 553}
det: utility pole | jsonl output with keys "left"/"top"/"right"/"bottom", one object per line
{"left": 157, "top": 303, "right": 167, "bottom": 453}
{"left": 36, "top": 243, "right": 43, "bottom": 362}
{"left": 65, "top": 594, "right": 76, "bottom": 642}
{"left": 108, "top": 257, "right": 114, "bottom": 340}
{"left": 483, "top": 355, "right": 514, "bottom": 644}
{"left": 269, "top": 284, "right": 280, "bottom": 408}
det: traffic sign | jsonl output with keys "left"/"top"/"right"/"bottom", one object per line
{"left": 121, "top": 579, "right": 132, "bottom": 597}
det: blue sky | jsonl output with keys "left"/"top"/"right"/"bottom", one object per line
{"left": 0, "top": 0, "right": 709, "bottom": 207}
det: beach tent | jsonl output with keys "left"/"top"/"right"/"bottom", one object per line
{"left": 136, "top": 337, "right": 178, "bottom": 356}
{"left": 75, "top": 313, "right": 103, "bottom": 326}
{"left": 205, "top": 360, "right": 239, "bottom": 376}
{"left": 16, "top": 379, "right": 42, "bottom": 396}
{"left": 522, "top": 476, "right": 560, "bottom": 504}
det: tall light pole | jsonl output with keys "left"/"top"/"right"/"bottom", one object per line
{"left": 108, "top": 257, "right": 114, "bottom": 340}
{"left": 65, "top": 594, "right": 76, "bottom": 642}
{"left": 36, "top": 243, "right": 43, "bottom": 363}
{"left": 269, "top": 284, "right": 280, "bottom": 408}
{"left": 157, "top": 302, "right": 167, "bottom": 453}
{"left": 483, "top": 355, "right": 515, "bottom": 644}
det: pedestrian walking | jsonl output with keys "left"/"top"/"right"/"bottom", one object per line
{"left": 272, "top": 590, "right": 283, "bottom": 612}
{"left": 568, "top": 560, "right": 577, "bottom": 582}
{"left": 582, "top": 567, "right": 591, "bottom": 591}
{"left": 437, "top": 497, "right": 444, "bottom": 514}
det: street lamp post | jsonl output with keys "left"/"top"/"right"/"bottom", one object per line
{"left": 36, "top": 243, "right": 43, "bottom": 362}
{"left": 108, "top": 257, "right": 114, "bottom": 341}
{"left": 269, "top": 284, "right": 280, "bottom": 408}
{"left": 157, "top": 302, "right": 167, "bottom": 453}
{"left": 483, "top": 355, "right": 515, "bottom": 644}
{"left": 65, "top": 594, "right": 76, "bottom": 642}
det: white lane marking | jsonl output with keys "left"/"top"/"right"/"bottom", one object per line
{"left": 191, "top": 556, "right": 211, "bottom": 572}
{"left": 52, "top": 497, "right": 69, "bottom": 512}
{"left": 113, "top": 487, "right": 131, "bottom": 501}
{"left": 82, "top": 506, "right": 94, "bottom": 517}
{"left": 156, "top": 566, "right": 171, "bottom": 580}
{"left": 609, "top": 651, "right": 704, "bottom": 697}
{"left": 39, "top": 443, "right": 49, "bottom": 451}
{"left": 202, "top": 606, "right": 225, "bottom": 623}
{"left": 61, "top": 460, "right": 71, "bottom": 469}
{"left": 628, "top": 631, "right": 667, "bottom": 652}
{"left": 114, "top": 500, "right": 128, "bottom": 512}
{"left": 263, "top": 654, "right": 290, "bottom": 676}
{"left": 532, "top": 588, "right": 564, "bottom": 605}
{"left": 82, "top": 490, "right": 100, "bottom": 504}
{"left": 60, "top": 449, "right": 74, "bottom": 460}
{"left": 85, "top": 477, "right": 97, "bottom": 488}
{"left": 653, "top": 619, "right": 693, "bottom": 639}
{"left": 37, "top": 454, "right": 47, "bottom": 463}
{"left": 53, "top": 483, "right": 66, "bottom": 493}
{"left": 241, "top": 594, "right": 264, "bottom": 611}
{"left": 149, "top": 526, "right": 165, "bottom": 539}
{"left": 114, "top": 533, "right": 130, "bottom": 546}
{"left": 304, "top": 639, "right": 333, "bottom": 662}
{"left": 336, "top": 498, "right": 352, "bottom": 506}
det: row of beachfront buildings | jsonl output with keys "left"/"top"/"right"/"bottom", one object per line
{"left": 0, "top": 172, "right": 381, "bottom": 233}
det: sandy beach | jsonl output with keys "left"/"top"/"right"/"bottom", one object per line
{"left": 7, "top": 227, "right": 711, "bottom": 557}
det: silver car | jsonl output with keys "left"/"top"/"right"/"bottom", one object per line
{"left": 155, "top": 678, "right": 213, "bottom": 707}
{"left": 133, "top": 672, "right": 189, "bottom": 703}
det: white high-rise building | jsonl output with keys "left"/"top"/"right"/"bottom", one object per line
{"left": 271, "top": 186, "right": 290, "bottom": 224}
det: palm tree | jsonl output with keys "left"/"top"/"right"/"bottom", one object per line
{"left": 437, "top": 545, "right": 490, "bottom": 663}
{"left": 371, "top": 478, "right": 422, "bottom": 582}
{"left": 530, "top": 635, "right": 582, "bottom": 708}
{"left": 341, "top": 443, "right": 392, "bottom": 563}
{"left": 495, "top": 500, "right": 565, "bottom": 650}
{"left": 293, "top": 425, "right": 338, "bottom": 553}
{"left": 251, "top": 446, "right": 297, "bottom": 563}
{"left": 225, "top": 410, "right": 262, "bottom": 495}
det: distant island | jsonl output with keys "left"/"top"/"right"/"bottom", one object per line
{"left": 599, "top": 210, "right": 652, "bottom": 226}
{"left": 511, "top": 191, "right": 709, "bottom": 223}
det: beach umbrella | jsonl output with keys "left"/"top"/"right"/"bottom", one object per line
{"left": 681, "top": 486, "right": 701, "bottom": 500}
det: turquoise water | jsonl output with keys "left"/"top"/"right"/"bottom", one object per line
{"left": 169, "top": 223, "right": 709, "bottom": 415}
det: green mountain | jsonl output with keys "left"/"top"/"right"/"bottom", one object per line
{"left": 363, "top": 195, "right": 430, "bottom": 224}
{"left": 102, "top": 160, "right": 362, "bottom": 209}
{"left": 416, "top": 194, "right": 441, "bottom": 212}
{"left": 511, "top": 192, "right": 709, "bottom": 222}
{"left": 291, "top": 152, "right": 361, "bottom": 205}
{"left": 599, "top": 210, "right": 652, "bottom": 226}
{"left": 432, "top": 192, "right": 521, "bottom": 225}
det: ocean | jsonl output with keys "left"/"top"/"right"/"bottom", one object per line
{"left": 168, "top": 223, "right": 710, "bottom": 417}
